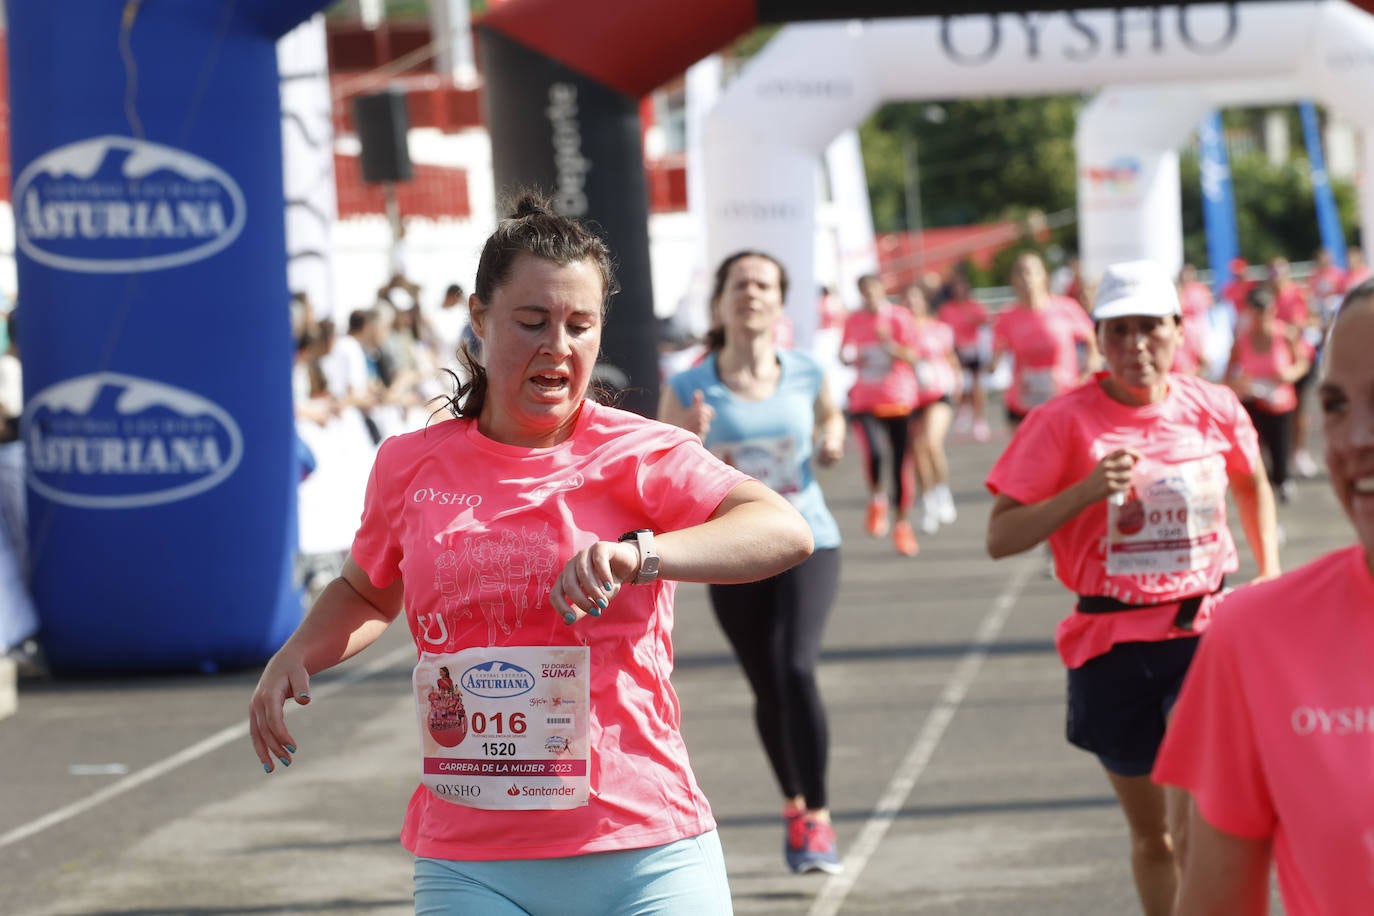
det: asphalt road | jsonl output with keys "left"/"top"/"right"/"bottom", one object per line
{"left": 1, "top": 405, "right": 1337, "bottom": 915}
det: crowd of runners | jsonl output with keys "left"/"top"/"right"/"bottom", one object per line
{"left": 234, "top": 202, "right": 1374, "bottom": 916}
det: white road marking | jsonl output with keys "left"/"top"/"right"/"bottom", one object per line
{"left": 0, "top": 644, "right": 415, "bottom": 850}
{"left": 808, "top": 556, "right": 1037, "bottom": 916}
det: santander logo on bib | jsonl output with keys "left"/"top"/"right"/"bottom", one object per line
{"left": 25, "top": 372, "right": 244, "bottom": 509}
{"left": 14, "top": 135, "right": 246, "bottom": 273}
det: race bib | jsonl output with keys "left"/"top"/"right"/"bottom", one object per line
{"left": 1018, "top": 368, "right": 1057, "bottom": 408}
{"left": 1107, "top": 458, "right": 1225, "bottom": 576}
{"left": 414, "top": 645, "right": 590, "bottom": 810}
{"left": 712, "top": 435, "right": 801, "bottom": 497}
{"left": 858, "top": 343, "right": 893, "bottom": 382}
{"left": 913, "top": 358, "right": 938, "bottom": 391}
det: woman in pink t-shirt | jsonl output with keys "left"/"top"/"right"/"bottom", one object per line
{"left": 937, "top": 274, "right": 991, "bottom": 440}
{"left": 1225, "top": 285, "right": 1310, "bottom": 504}
{"left": 840, "top": 274, "right": 921, "bottom": 556}
{"left": 1156, "top": 280, "right": 1374, "bottom": 916}
{"left": 991, "top": 251, "right": 1100, "bottom": 428}
{"left": 985, "top": 260, "right": 1280, "bottom": 916}
{"left": 901, "top": 282, "right": 962, "bottom": 534}
{"left": 247, "top": 193, "right": 814, "bottom": 914}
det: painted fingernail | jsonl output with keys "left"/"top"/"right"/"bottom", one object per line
{"left": 296, "top": 693, "right": 310, "bottom": 700}
{"left": 279, "top": 757, "right": 291, "bottom": 767}
{"left": 603, "top": 581, "right": 613, "bottom": 590}
{"left": 563, "top": 612, "right": 576, "bottom": 624}
{"left": 589, "top": 607, "right": 601, "bottom": 618}
{"left": 284, "top": 745, "right": 296, "bottom": 754}
{"left": 263, "top": 762, "right": 272, "bottom": 773}
{"left": 596, "top": 598, "right": 607, "bottom": 610}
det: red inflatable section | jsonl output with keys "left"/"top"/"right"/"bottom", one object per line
{"left": 480, "top": 0, "right": 756, "bottom": 97}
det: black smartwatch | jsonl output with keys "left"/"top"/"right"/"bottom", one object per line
{"left": 617, "top": 529, "right": 660, "bottom": 585}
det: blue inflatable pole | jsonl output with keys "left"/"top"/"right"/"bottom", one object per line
{"left": 1198, "top": 111, "right": 1240, "bottom": 298}
{"left": 1299, "top": 101, "right": 1348, "bottom": 270}
{"left": 7, "top": 0, "right": 333, "bottom": 675}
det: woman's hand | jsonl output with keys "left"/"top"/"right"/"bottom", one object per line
{"left": 248, "top": 650, "right": 312, "bottom": 774}
{"left": 549, "top": 540, "right": 636, "bottom": 625}
{"left": 681, "top": 390, "right": 715, "bottom": 441}
{"left": 1087, "top": 447, "right": 1142, "bottom": 503}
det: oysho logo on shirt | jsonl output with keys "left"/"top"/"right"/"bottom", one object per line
{"left": 411, "top": 487, "right": 483, "bottom": 507}
{"left": 24, "top": 372, "right": 243, "bottom": 509}
{"left": 1291, "top": 705, "right": 1374, "bottom": 736}
{"left": 14, "top": 135, "right": 246, "bottom": 273}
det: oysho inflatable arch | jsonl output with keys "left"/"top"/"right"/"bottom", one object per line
{"left": 8, "top": 1, "right": 335, "bottom": 675}
{"left": 705, "top": 1, "right": 1374, "bottom": 347}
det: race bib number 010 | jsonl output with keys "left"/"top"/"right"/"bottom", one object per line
{"left": 1107, "top": 458, "right": 1225, "bottom": 576}
{"left": 413, "top": 645, "right": 590, "bottom": 810}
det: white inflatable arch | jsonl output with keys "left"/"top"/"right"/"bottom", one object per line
{"left": 705, "top": 1, "right": 1374, "bottom": 346}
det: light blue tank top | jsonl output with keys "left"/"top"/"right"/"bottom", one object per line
{"left": 668, "top": 350, "right": 841, "bottom": 550}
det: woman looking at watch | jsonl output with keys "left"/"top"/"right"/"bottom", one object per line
{"left": 248, "top": 194, "right": 813, "bottom": 915}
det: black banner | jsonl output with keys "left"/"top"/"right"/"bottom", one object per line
{"left": 477, "top": 27, "right": 661, "bottom": 417}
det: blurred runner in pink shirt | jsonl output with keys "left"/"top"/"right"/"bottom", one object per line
{"left": 937, "top": 273, "right": 991, "bottom": 440}
{"left": 1156, "top": 280, "right": 1374, "bottom": 916}
{"left": 1172, "top": 264, "right": 1214, "bottom": 377}
{"left": 841, "top": 275, "right": 921, "bottom": 556}
{"left": 991, "top": 252, "right": 1099, "bottom": 428}
{"left": 901, "top": 283, "right": 961, "bottom": 534}
{"left": 986, "top": 260, "right": 1279, "bottom": 916}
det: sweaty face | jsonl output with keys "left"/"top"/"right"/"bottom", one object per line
{"left": 469, "top": 253, "right": 604, "bottom": 448}
{"left": 1098, "top": 315, "right": 1180, "bottom": 395}
{"left": 1319, "top": 300, "right": 1374, "bottom": 559}
{"left": 720, "top": 256, "right": 785, "bottom": 338}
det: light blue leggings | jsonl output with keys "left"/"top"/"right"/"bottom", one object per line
{"left": 413, "top": 830, "right": 733, "bottom": 916}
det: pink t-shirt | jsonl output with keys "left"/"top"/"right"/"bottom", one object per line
{"left": 937, "top": 298, "right": 989, "bottom": 353}
{"left": 351, "top": 400, "right": 750, "bottom": 861}
{"left": 1233, "top": 326, "right": 1298, "bottom": 414}
{"left": 985, "top": 373, "right": 1260, "bottom": 668}
{"left": 1341, "top": 266, "right": 1372, "bottom": 292}
{"left": 1171, "top": 313, "right": 1208, "bottom": 376}
{"left": 1307, "top": 265, "right": 1345, "bottom": 302}
{"left": 911, "top": 318, "right": 957, "bottom": 405}
{"left": 1154, "top": 546, "right": 1374, "bottom": 916}
{"left": 1178, "top": 280, "right": 1214, "bottom": 319}
{"left": 993, "top": 297, "right": 1094, "bottom": 416}
{"left": 842, "top": 304, "right": 919, "bottom": 414}
{"left": 1274, "top": 284, "right": 1310, "bottom": 329}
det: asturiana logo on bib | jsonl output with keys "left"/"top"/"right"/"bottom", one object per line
{"left": 14, "top": 135, "right": 246, "bottom": 273}
{"left": 461, "top": 661, "right": 536, "bottom": 699}
{"left": 24, "top": 372, "right": 244, "bottom": 509}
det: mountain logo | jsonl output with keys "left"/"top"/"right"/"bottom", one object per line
{"left": 24, "top": 372, "right": 244, "bottom": 509}
{"left": 460, "top": 660, "right": 536, "bottom": 699}
{"left": 14, "top": 135, "right": 247, "bottom": 273}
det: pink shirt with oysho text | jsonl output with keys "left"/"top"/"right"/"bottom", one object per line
{"left": 985, "top": 372, "right": 1261, "bottom": 669}
{"left": 842, "top": 303, "right": 919, "bottom": 414}
{"left": 351, "top": 400, "right": 749, "bottom": 861}
{"left": 1154, "top": 546, "right": 1374, "bottom": 916}
{"left": 993, "top": 296, "right": 1094, "bottom": 416}
{"left": 911, "top": 319, "right": 957, "bottom": 406}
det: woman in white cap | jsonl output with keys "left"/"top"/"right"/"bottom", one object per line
{"left": 984, "top": 259, "right": 1281, "bottom": 916}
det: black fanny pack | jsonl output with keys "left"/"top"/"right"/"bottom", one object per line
{"left": 1075, "top": 578, "right": 1225, "bottom": 631}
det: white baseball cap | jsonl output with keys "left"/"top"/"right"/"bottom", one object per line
{"left": 1091, "top": 260, "right": 1182, "bottom": 321}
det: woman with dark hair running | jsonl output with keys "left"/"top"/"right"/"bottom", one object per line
{"left": 841, "top": 274, "right": 920, "bottom": 556}
{"left": 249, "top": 193, "right": 814, "bottom": 915}
{"left": 660, "top": 250, "right": 846, "bottom": 875}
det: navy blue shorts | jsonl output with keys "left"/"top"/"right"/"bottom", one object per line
{"left": 1065, "top": 637, "right": 1200, "bottom": 777}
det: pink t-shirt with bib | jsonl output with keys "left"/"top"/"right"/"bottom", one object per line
{"left": 1233, "top": 326, "right": 1298, "bottom": 414}
{"left": 351, "top": 400, "right": 750, "bottom": 861}
{"left": 842, "top": 304, "right": 919, "bottom": 414}
{"left": 1154, "top": 546, "right": 1374, "bottom": 916}
{"left": 937, "top": 298, "right": 989, "bottom": 352}
{"left": 911, "top": 319, "right": 957, "bottom": 405}
{"left": 993, "top": 297, "right": 1094, "bottom": 416}
{"left": 985, "top": 373, "right": 1260, "bottom": 669}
